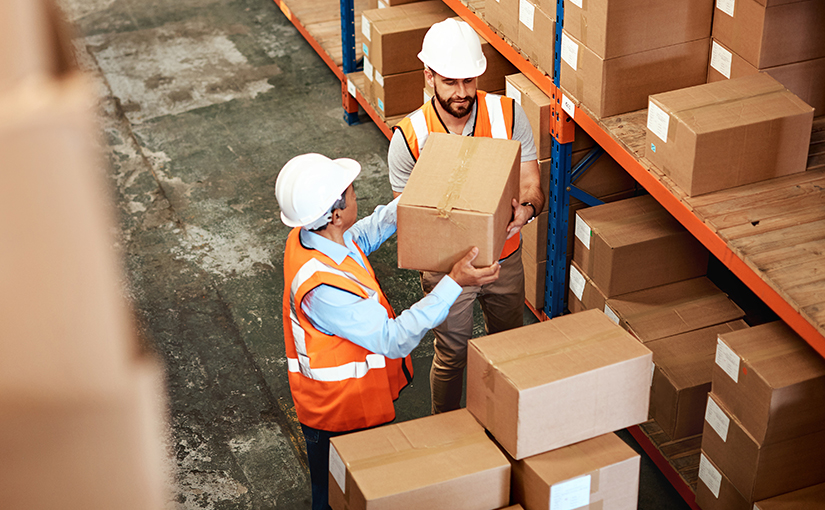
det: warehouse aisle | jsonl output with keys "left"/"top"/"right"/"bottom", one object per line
{"left": 61, "top": 0, "right": 689, "bottom": 508}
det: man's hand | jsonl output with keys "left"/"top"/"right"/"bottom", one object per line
{"left": 447, "top": 247, "right": 500, "bottom": 287}
{"left": 506, "top": 198, "right": 534, "bottom": 239}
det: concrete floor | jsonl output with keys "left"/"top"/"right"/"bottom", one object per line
{"left": 61, "top": 0, "right": 692, "bottom": 508}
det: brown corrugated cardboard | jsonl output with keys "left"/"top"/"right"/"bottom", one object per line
{"left": 567, "top": 259, "right": 608, "bottom": 314}
{"left": 646, "top": 74, "right": 814, "bottom": 196}
{"left": 648, "top": 321, "right": 749, "bottom": 440}
{"left": 521, "top": 210, "right": 547, "bottom": 263}
{"left": 523, "top": 258, "right": 546, "bottom": 310}
{"left": 570, "top": 148, "right": 636, "bottom": 203}
{"left": 754, "top": 482, "right": 825, "bottom": 510}
{"left": 559, "top": 30, "right": 709, "bottom": 118}
{"left": 697, "top": 452, "right": 752, "bottom": 510}
{"left": 708, "top": 39, "right": 825, "bottom": 116}
{"left": 701, "top": 392, "right": 825, "bottom": 501}
{"left": 467, "top": 309, "right": 652, "bottom": 459}
{"left": 511, "top": 433, "right": 640, "bottom": 510}
{"left": 712, "top": 0, "right": 825, "bottom": 68}
{"left": 516, "top": 2, "right": 555, "bottom": 75}
{"left": 712, "top": 321, "right": 825, "bottom": 445}
{"left": 397, "top": 133, "right": 521, "bottom": 272}
{"left": 572, "top": 195, "right": 709, "bottom": 297}
{"left": 484, "top": 0, "right": 519, "bottom": 44}
{"left": 605, "top": 277, "right": 745, "bottom": 343}
{"left": 373, "top": 68, "right": 423, "bottom": 118}
{"left": 567, "top": 189, "right": 638, "bottom": 266}
{"left": 506, "top": 73, "right": 552, "bottom": 160}
{"left": 563, "top": 0, "right": 713, "bottom": 59}
{"left": 328, "top": 409, "right": 510, "bottom": 510}
{"left": 479, "top": 41, "right": 519, "bottom": 94}
{"left": 498, "top": 506, "right": 524, "bottom": 510}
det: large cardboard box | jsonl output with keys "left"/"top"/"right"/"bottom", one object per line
{"left": 484, "top": 0, "right": 519, "bottom": 44}
{"left": 645, "top": 73, "right": 814, "bottom": 196}
{"left": 511, "top": 433, "right": 640, "bottom": 510}
{"left": 567, "top": 259, "right": 608, "bottom": 314}
{"left": 467, "top": 309, "right": 652, "bottom": 459}
{"left": 712, "top": 0, "right": 825, "bottom": 68}
{"left": 648, "top": 321, "right": 749, "bottom": 440}
{"left": 697, "top": 452, "right": 753, "bottom": 510}
{"left": 604, "top": 277, "right": 745, "bottom": 343}
{"left": 702, "top": 392, "right": 825, "bottom": 501}
{"left": 563, "top": 0, "right": 713, "bottom": 59}
{"left": 516, "top": 2, "right": 555, "bottom": 75}
{"left": 505, "top": 73, "right": 552, "bottom": 160}
{"left": 573, "top": 195, "right": 709, "bottom": 297}
{"left": 755, "top": 482, "right": 825, "bottom": 510}
{"left": 328, "top": 409, "right": 510, "bottom": 510}
{"left": 559, "top": 30, "right": 709, "bottom": 118}
{"left": 708, "top": 39, "right": 825, "bottom": 116}
{"left": 373, "top": 68, "right": 424, "bottom": 118}
{"left": 712, "top": 321, "right": 825, "bottom": 445}
{"left": 397, "top": 133, "right": 521, "bottom": 272}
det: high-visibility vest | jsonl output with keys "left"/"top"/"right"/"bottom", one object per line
{"left": 394, "top": 90, "right": 520, "bottom": 260}
{"left": 282, "top": 228, "right": 413, "bottom": 432}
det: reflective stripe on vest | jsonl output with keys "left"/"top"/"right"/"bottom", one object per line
{"left": 485, "top": 93, "right": 508, "bottom": 139}
{"left": 286, "top": 353, "right": 386, "bottom": 382}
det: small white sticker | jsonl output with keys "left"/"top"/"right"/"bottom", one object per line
{"left": 561, "top": 94, "right": 575, "bottom": 119}
{"left": 710, "top": 41, "right": 733, "bottom": 79}
{"left": 362, "top": 42, "right": 369, "bottom": 57}
{"left": 361, "top": 15, "right": 371, "bottom": 41}
{"left": 374, "top": 69, "right": 384, "bottom": 87}
{"left": 570, "top": 0, "right": 583, "bottom": 7}
{"left": 715, "top": 338, "right": 740, "bottom": 383}
{"left": 604, "top": 305, "right": 620, "bottom": 325}
{"left": 329, "top": 445, "right": 346, "bottom": 493}
{"left": 550, "top": 474, "right": 590, "bottom": 510}
{"left": 378, "top": 0, "right": 388, "bottom": 7}
{"left": 347, "top": 78, "right": 356, "bottom": 97}
{"left": 717, "top": 0, "right": 735, "bottom": 17}
{"left": 363, "top": 57, "right": 374, "bottom": 82}
{"left": 705, "top": 397, "right": 730, "bottom": 442}
{"left": 699, "top": 454, "right": 722, "bottom": 498}
{"left": 561, "top": 33, "right": 579, "bottom": 71}
{"left": 377, "top": 98, "right": 384, "bottom": 112}
{"left": 519, "top": 0, "right": 535, "bottom": 31}
{"left": 574, "top": 215, "right": 591, "bottom": 249}
{"left": 647, "top": 101, "right": 670, "bottom": 143}
{"left": 505, "top": 82, "right": 522, "bottom": 105}
{"left": 569, "top": 265, "right": 585, "bottom": 301}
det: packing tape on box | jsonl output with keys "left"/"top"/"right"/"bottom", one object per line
{"left": 344, "top": 431, "right": 489, "bottom": 474}
{"left": 490, "top": 327, "right": 622, "bottom": 373}
{"left": 436, "top": 137, "right": 476, "bottom": 219}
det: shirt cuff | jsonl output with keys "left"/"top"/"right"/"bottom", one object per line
{"left": 432, "top": 275, "right": 463, "bottom": 303}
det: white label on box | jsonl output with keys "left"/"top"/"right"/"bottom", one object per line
{"left": 604, "top": 305, "right": 620, "bottom": 325}
{"left": 715, "top": 337, "right": 740, "bottom": 383}
{"left": 561, "top": 94, "right": 575, "bottom": 119}
{"left": 506, "top": 82, "right": 522, "bottom": 105}
{"left": 377, "top": 98, "right": 384, "bottom": 112}
{"left": 569, "top": 265, "right": 585, "bottom": 301}
{"left": 362, "top": 42, "right": 369, "bottom": 57}
{"left": 363, "top": 57, "right": 373, "bottom": 82}
{"left": 378, "top": 0, "right": 388, "bottom": 7}
{"left": 347, "top": 78, "right": 356, "bottom": 97}
{"left": 329, "top": 445, "right": 346, "bottom": 493}
{"left": 717, "top": 0, "right": 735, "bottom": 17}
{"left": 519, "top": 0, "right": 535, "bottom": 30}
{"left": 550, "top": 475, "right": 591, "bottom": 510}
{"left": 375, "top": 69, "right": 384, "bottom": 87}
{"left": 570, "top": 0, "right": 583, "bottom": 7}
{"left": 705, "top": 396, "right": 730, "bottom": 442}
{"left": 561, "top": 33, "right": 579, "bottom": 71}
{"left": 646, "top": 101, "right": 670, "bottom": 142}
{"left": 710, "top": 41, "right": 733, "bottom": 79}
{"left": 699, "top": 454, "right": 722, "bottom": 498}
{"left": 574, "top": 215, "right": 591, "bottom": 249}
{"left": 361, "top": 15, "right": 371, "bottom": 41}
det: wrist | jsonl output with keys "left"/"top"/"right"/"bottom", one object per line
{"left": 521, "top": 202, "right": 537, "bottom": 223}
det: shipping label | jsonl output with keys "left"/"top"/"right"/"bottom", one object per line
{"left": 364, "top": 58, "right": 374, "bottom": 82}
{"left": 569, "top": 264, "right": 585, "bottom": 300}
{"left": 361, "top": 15, "right": 371, "bottom": 41}
{"left": 574, "top": 215, "right": 591, "bottom": 249}
{"left": 699, "top": 454, "right": 722, "bottom": 498}
{"left": 561, "top": 33, "right": 579, "bottom": 71}
{"left": 329, "top": 445, "right": 346, "bottom": 493}
{"left": 646, "top": 102, "right": 670, "bottom": 142}
{"left": 710, "top": 41, "right": 732, "bottom": 79}
{"left": 715, "top": 338, "right": 740, "bottom": 383}
{"left": 604, "top": 305, "right": 620, "bottom": 325}
{"left": 705, "top": 396, "right": 730, "bottom": 442}
{"left": 506, "top": 82, "right": 522, "bottom": 105}
{"left": 375, "top": 69, "right": 384, "bottom": 87}
{"left": 347, "top": 78, "right": 356, "bottom": 97}
{"left": 519, "top": 0, "right": 535, "bottom": 31}
{"left": 570, "top": 0, "right": 583, "bottom": 7}
{"left": 550, "top": 475, "right": 591, "bottom": 510}
{"left": 717, "top": 0, "right": 735, "bottom": 17}
{"left": 561, "top": 94, "right": 575, "bottom": 119}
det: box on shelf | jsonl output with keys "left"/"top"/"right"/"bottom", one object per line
{"left": 328, "top": 409, "right": 510, "bottom": 510}
{"left": 523, "top": 257, "right": 546, "bottom": 310}
{"left": 696, "top": 452, "right": 753, "bottom": 510}
{"left": 367, "top": 0, "right": 425, "bottom": 9}
{"left": 712, "top": 0, "right": 825, "bottom": 68}
{"left": 505, "top": 73, "right": 552, "bottom": 160}
{"left": 563, "top": 0, "right": 713, "bottom": 59}
{"left": 479, "top": 41, "right": 519, "bottom": 94}
{"left": 648, "top": 320, "right": 749, "bottom": 441}
{"left": 373, "top": 68, "right": 424, "bottom": 118}
{"left": 521, "top": 210, "right": 548, "bottom": 264}
{"left": 712, "top": 321, "right": 825, "bottom": 445}
{"left": 397, "top": 133, "right": 520, "bottom": 272}
{"left": 567, "top": 259, "right": 608, "bottom": 314}
{"left": 573, "top": 195, "right": 709, "bottom": 297}
{"left": 516, "top": 1, "right": 555, "bottom": 75}
{"left": 754, "top": 482, "right": 825, "bottom": 510}
{"left": 559, "top": 29, "right": 709, "bottom": 118}
{"left": 511, "top": 433, "right": 640, "bottom": 510}
{"left": 467, "top": 309, "right": 652, "bottom": 459}
{"left": 484, "top": 0, "right": 519, "bottom": 44}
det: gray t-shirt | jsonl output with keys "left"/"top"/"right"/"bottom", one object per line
{"left": 388, "top": 97, "right": 538, "bottom": 193}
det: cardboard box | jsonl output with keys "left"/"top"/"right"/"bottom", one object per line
{"left": 523, "top": 258, "right": 546, "bottom": 310}
{"left": 373, "top": 68, "right": 424, "bottom": 118}
{"left": 559, "top": 30, "right": 709, "bottom": 118}
{"left": 328, "top": 409, "right": 510, "bottom": 510}
{"left": 511, "top": 433, "right": 640, "bottom": 510}
{"left": 712, "top": 0, "right": 825, "bottom": 68}
{"left": 369, "top": 0, "right": 424, "bottom": 8}
{"left": 697, "top": 452, "right": 753, "bottom": 510}
{"left": 605, "top": 277, "right": 745, "bottom": 343}
{"left": 708, "top": 39, "right": 825, "bottom": 116}
{"left": 712, "top": 321, "right": 825, "bottom": 445}
{"left": 467, "top": 309, "right": 652, "bottom": 459}
{"left": 479, "top": 41, "right": 519, "bottom": 95}
{"left": 567, "top": 259, "right": 608, "bottom": 314}
{"left": 516, "top": 2, "right": 555, "bottom": 75}
{"left": 754, "top": 482, "right": 825, "bottom": 510}
{"left": 702, "top": 392, "right": 825, "bottom": 501}
{"left": 563, "top": 0, "right": 713, "bottom": 59}
{"left": 646, "top": 74, "right": 814, "bottom": 196}
{"left": 484, "top": 0, "right": 519, "bottom": 44}
{"left": 521, "top": 210, "right": 548, "bottom": 263}
{"left": 573, "top": 195, "right": 709, "bottom": 297}
{"left": 397, "top": 133, "right": 521, "bottom": 272}
{"left": 506, "top": 73, "right": 552, "bottom": 160}
{"left": 647, "top": 321, "right": 749, "bottom": 440}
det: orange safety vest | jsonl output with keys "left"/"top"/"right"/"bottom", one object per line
{"left": 394, "top": 90, "right": 520, "bottom": 260}
{"left": 282, "top": 228, "right": 413, "bottom": 432}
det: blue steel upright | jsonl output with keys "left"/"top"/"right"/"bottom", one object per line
{"left": 340, "top": 0, "right": 360, "bottom": 124}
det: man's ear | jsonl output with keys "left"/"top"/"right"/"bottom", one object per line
{"left": 424, "top": 67, "right": 435, "bottom": 89}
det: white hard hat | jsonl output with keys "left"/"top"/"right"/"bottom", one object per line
{"left": 418, "top": 18, "right": 487, "bottom": 79}
{"left": 275, "top": 153, "right": 361, "bottom": 229}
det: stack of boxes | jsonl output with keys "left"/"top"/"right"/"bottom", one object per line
{"left": 485, "top": 0, "right": 556, "bottom": 76}
{"left": 697, "top": 322, "right": 825, "bottom": 509}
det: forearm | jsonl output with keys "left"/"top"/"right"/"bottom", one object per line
{"left": 520, "top": 159, "right": 544, "bottom": 214}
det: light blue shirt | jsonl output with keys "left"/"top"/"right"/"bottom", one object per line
{"left": 300, "top": 197, "right": 462, "bottom": 359}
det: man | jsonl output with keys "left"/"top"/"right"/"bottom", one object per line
{"left": 276, "top": 153, "right": 500, "bottom": 510}
{"left": 388, "top": 19, "right": 545, "bottom": 414}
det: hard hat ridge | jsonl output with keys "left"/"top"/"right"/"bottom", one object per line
{"left": 418, "top": 19, "right": 487, "bottom": 79}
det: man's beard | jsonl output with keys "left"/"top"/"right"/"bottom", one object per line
{"left": 434, "top": 87, "right": 475, "bottom": 119}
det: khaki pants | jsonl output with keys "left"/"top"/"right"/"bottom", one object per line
{"left": 420, "top": 246, "right": 525, "bottom": 414}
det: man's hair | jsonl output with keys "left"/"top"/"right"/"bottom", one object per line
{"left": 308, "top": 192, "right": 348, "bottom": 232}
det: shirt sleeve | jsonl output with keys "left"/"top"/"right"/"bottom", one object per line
{"left": 348, "top": 196, "right": 400, "bottom": 257}
{"left": 301, "top": 276, "right": 462, "bottom": 359}
{"left": 513, "top": 102, "right": 538, "bottom": 162}
{"left": 388, "top": 129, "right": 416, "bottom": 193}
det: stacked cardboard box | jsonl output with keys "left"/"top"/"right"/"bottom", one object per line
{"left": 484, "top": 0, "right": 555, "bottom": 75}
{"left": 697, "top": 322, "right": 825, "bottom": 510}
{"left": 754, "top": 482, "right": 825, "bottom": 510}
{"left": 559, "top": 0, "right": 713, "bottom": 118}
